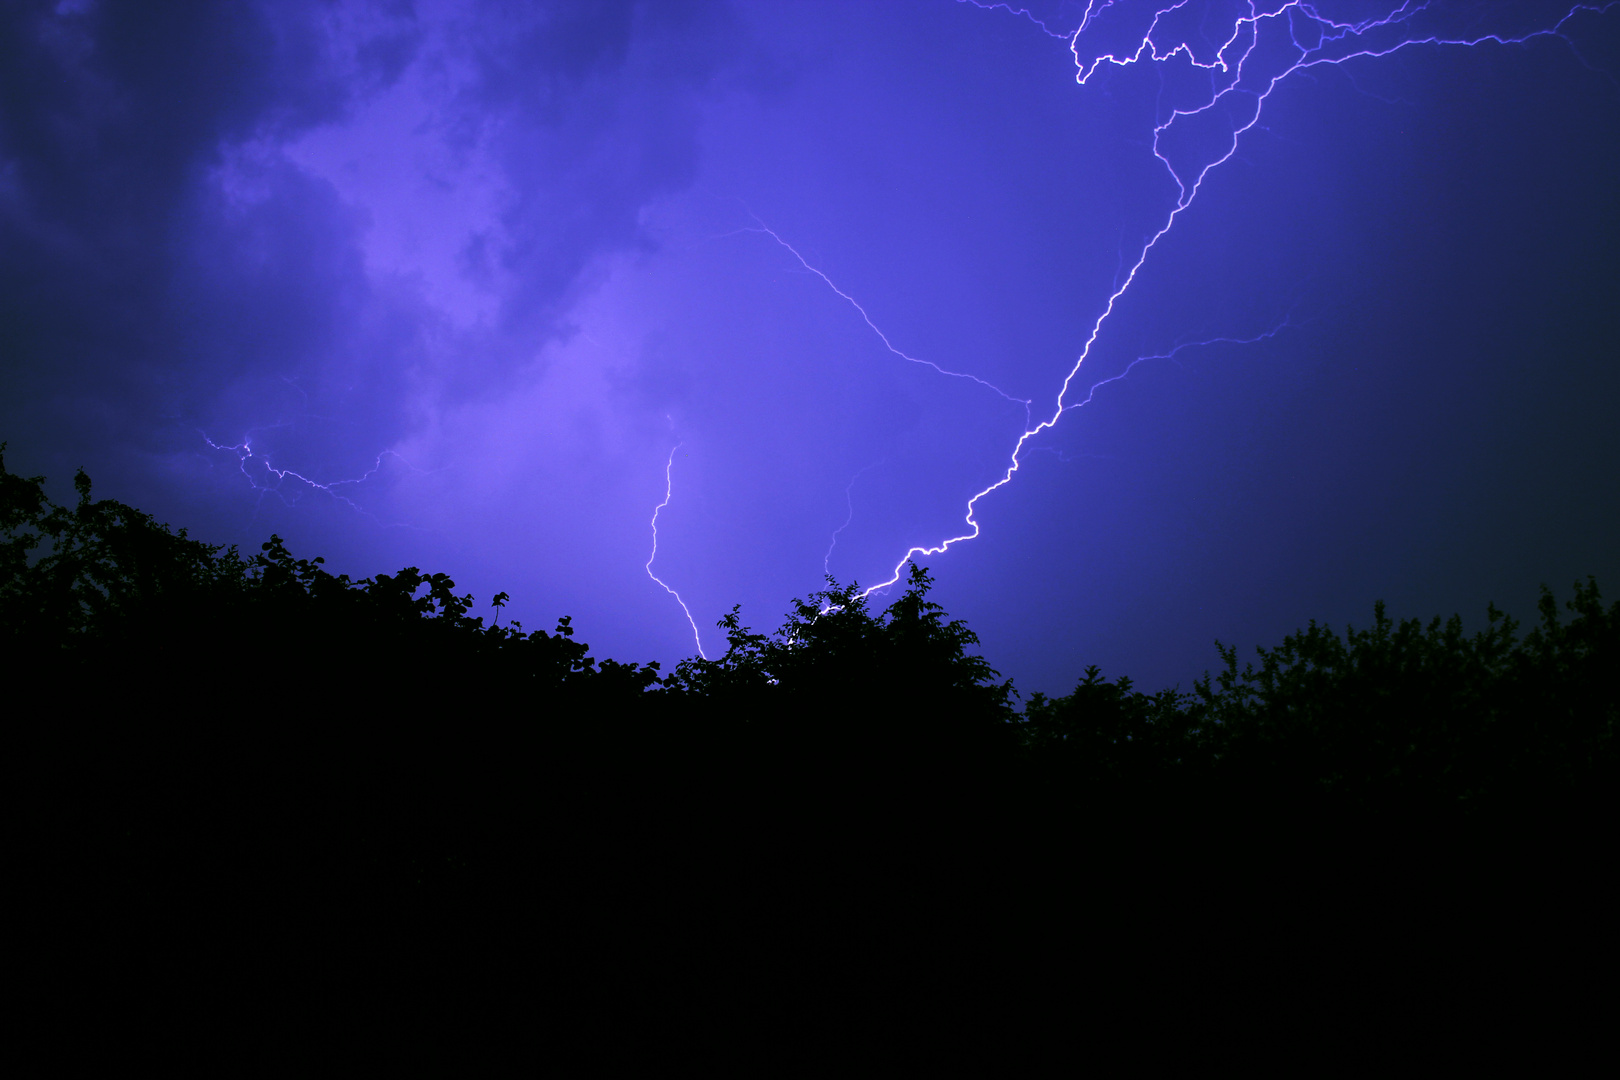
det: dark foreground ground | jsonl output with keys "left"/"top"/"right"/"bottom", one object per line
{"left": 14, "top": 695, "right": 1614, "bottom": 1072}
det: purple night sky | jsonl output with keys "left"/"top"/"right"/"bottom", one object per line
{"left": 3, "top": 1, "right": 1617, "bottom": 696}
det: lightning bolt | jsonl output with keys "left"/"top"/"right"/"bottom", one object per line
{"left": 836, "top": 0, "right": 1616, "bottom": 598}
{"left": 646, "top": 442, "right": 708, "bottom": 659}
{"left": 954, "top": 0, "right": 1072, "bottom": 39}
{"left": 747, "top": 220, "right": 1034, "bottom": 420}
{"left": 201, "top": 430, "right": 412, "bottom": 524}
{"left": 824, "top": 459, "right": 886, "bottom": 579}
{"left": 1065, "top": 320, "right": 1294, "bottom": 414}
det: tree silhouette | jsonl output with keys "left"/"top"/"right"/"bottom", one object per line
{"left": 1191, "top": 587, "right": 1617, "bottom": 809}
{"left": 4, "top": 446, "right": 1613, "bottom": 814}
{"left": 1019, "top": 666, "right": 1205, "bottom": 785}
{"left": 8, "top": 448, "right": 1616, "bottom": 1061}
{"left": 662, "top": 565, "right": 1015, "bottom": 758}
{"left": 0, "top": 446, "right": 658, "bottom": 711}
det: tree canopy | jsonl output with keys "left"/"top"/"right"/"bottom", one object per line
{"left": 8, "top": 449, "right": 1616, "bottom": 1064}
{"left": 3, "top": 447, "right": 1614, "bottom": 812}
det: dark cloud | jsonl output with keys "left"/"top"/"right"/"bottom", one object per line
{"left": 0, "top": 0, "right": 743, "bottom": 479}
{"left": 0, "top": 0, "right": 388, "bottom": 458}
{"left": 450, "top": 0, "right": 743, "bottom": 364}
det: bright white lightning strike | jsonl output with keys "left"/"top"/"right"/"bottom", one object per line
{"left": 642, "top": 0, "right": 1615, "bottom": 645}
{"left": 646, "top": 443, "right": 708, "bottom": 659}
{"left": 845, "top": 0, "right": 1617, "bottom": 598}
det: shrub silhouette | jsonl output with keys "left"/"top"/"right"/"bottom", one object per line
{"left": 0, "top": 446, "right": 658, "bottom": 712}
{"left": 8, "top": 449, "right": 1617, "bottom": 1060}
{"left": 661, "top": 567, "right": 1015, "bottom": 754}
{"left": 1014, "top": 587, "right": 1617, "bottom": 812}
{"left": 3, "top": 446, "right": 1614, "bottom": 813}
{"left": 1194, "top": 589, "right": 1616, "bottom": 807}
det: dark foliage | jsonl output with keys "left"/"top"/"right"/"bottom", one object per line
{"left": 660, "top": 570, "right": 1016, "bottom": 758}
{"left": 0, "top": 446, "right": 660, "bottom": 713}
{"left": 1017, "top": 591, "right": 1616, "bottom": 811}
{"left": 5, "top": 446, "right": 1614, "bottom": 805}
{"left": 1192, "top": 591, "right": 1617, "bottom": 808}
{"left": 8, "top": 451, "right": 1617, "bottom": 1065}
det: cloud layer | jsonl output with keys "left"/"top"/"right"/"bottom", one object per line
{"left": 3, "top": 1, "right": 1618, "bottom": 693}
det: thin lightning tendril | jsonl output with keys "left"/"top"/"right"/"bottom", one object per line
{"left": 1066, "top": 321, "right": 1294, "bottom": 413}
{"left": 748, "top": 220, "right": 1034, "bottom": 419}
{"left": 824, "top": 459, "right": 886, "bottom": 578}
{"left": 201, "top": 431, "right": 410, "bottom": 524}
{"left": 647, "top": 443, "right": 708, "bottom": 659}
{"left": 955, "top": 0, "right": 1072, "bottom": 39}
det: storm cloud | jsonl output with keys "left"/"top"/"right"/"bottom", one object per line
{"left": 3, "top": 1, "right": 1617, "bottom": 694}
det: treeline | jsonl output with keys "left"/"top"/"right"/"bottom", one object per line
{"left": 5, "top": 448, "right": 1614, "bottom": 813}
{"left": 10, "top": 449, "right": 1618, "bottom": 1061}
